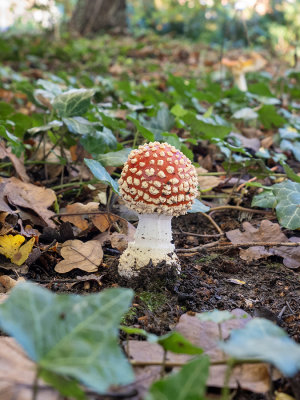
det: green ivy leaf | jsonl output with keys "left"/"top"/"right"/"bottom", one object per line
{"left": 127, "top": 116, "right": 155, "bottom": 142}
{"left": 96, "top": 148, "right": 132, "bottom": 166}
{"left": 258, "top": 105, "right": 287, "bottom": 129}
{"left": 0, "top": 283, "right": 134, "bottom": 393}
{"left": 272, "top": 180, "right": 300, "bottom": 229}
{"left": 157, "top": 331, "right": 204, "bottom": 355}
{"left": 53, "top": 89, "right": 95, "bottom": 118}
{"left": 39, "top": 370, "right": 86, "bottom": 400}
{"left": 197, "top": 310, "right": 236, "bottom": 324}
{"left": 280, "top": 161, "right": 300, "bottom": 183}
{"left": 84, "top": 158, "right": 120, "bottom": 194}
{"left": 219, "top": 318, "right": 300, "bottom": 377}
{"left": 183, "top": 112, "right": 231, "bottom": 140}
{"left": 80, "top": 128, "right": 117, "bottom": 155}
{"left": 146, "top": 357, "right": 210, "bottom": 400}
{"left": 252, "top": 191, "right": 277, "bottom": 209}
{"left": 63, "top": 117, "right": 96, "bottom": 135}
{"left": 0, "top": 102, "right": 14, "bottom": 118}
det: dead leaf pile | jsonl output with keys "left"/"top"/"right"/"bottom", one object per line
{"left": 0, "top": 177, "right": 56, "bottom": 227}
{"left": 226, "top": 220, "right": 300, "bottom": 269}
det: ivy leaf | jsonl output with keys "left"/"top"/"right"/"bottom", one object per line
{"left": 272, "top": 180, "right": 300, "bottom": 229}
{"left": 96, "top": 148, "right": 132, "bottom": 166}
{"left": 0, "top": 283, "right": 134, "bottom": 393}
{"left": 146, "top": 357, "right": 210, "bottom": 400}
{"left": 258, "top": 105, "right": 287, "bottom": 129}
{"left": 188, "top": 199, "right": 210, "bottom": 213}
{"left": 84, "top": 158, "right": 120, "bottom": 194}
{"left": 63, "top": 116, "right": 96, "bottom": 135}
{"left": 80, "top": 128, "right": 117, "bottom": 155}
{"left": 197, "top": 310, "right": 236, "bottom": 324}
{"left": 157, "top": 331, "right": 204, "bottom": 355}
{"left": 252, "top": 190, "right": 277, "bottom": 209}
{"left": 219, "top": 318, "right": 300, "bottom": 377}
{"left": 183, "top": 112, "right": 231, "bottom": 140}
{"left": 280, "top": 161, "right": 300, "bottom": 183}
{"left": 39, "top": 370, "right": 86, "bottom": 400}
{"left": 127, "top": 116, "right": 155, "bottom": 142}
{"left": 53, "top": 89, "right": 95, "bottom": 118}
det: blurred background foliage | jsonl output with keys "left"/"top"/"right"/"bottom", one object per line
{"left": 0, "top": 0, "right": 299, "bottom": 63}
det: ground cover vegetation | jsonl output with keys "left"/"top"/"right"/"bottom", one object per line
{"left": 0, "top": 1, "right": 300, "bottom": 399}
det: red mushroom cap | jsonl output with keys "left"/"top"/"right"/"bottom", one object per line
{"left": 118, "top": 142, "right": 198, "bottom": 216}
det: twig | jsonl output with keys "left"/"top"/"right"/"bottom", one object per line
{"left": 176, "top": 241, "right": 300, "bottom": 254}
{"left": 176, "top": 229, "right": 223, "bottom": 238}
{"left": 209, "top": 205, "right": 274, "bottom": 215}
{"left": 200, "top": 212, "right": 224, "bottom": 235}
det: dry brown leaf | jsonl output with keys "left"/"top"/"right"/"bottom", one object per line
{"left": 35, "top": 142, "right": 71, "bottom": 180}
{"left": 3, "top": 177, "right": 56, "bottom": 228}
{"left": 128, "top": 310, "right": 276, "bottom": 395}
{"left": 55, "top": 239, "right": 103, "bottom": 273}
{"left": 0, "top": 142, "right": 30, "bottom": 183}
{"left": 61, "top": 202, "right": 99, "bottom": 231}
{"left": 0, "top": 182, "right": 16, "bottom": 214}
{"left": 110, "top": 222, "right": 136, "bottom": 252}
{"left": 196, "top": 167, "right": 222, "bottom": 192}
{"left": 226, "top": 220, "right": 300, "bottom": 268}
{"left": 92, "top": 213, "right": 119, "bottom": 232}
{"left": 0, "top": 276, "right": 25, "bottom": 292}
{"left": 0, "top": 337, "right": 59, "bottom": 400}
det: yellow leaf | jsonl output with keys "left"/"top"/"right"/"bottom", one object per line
{"left": 0, "top": 235, "right": 34, "bottom": 266}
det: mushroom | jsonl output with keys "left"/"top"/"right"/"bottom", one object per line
{"left": 118, "top": 142, "right": 198, "bottom": 278}
{"left": 222, "top": 52, "right": 267, "bottom": 92}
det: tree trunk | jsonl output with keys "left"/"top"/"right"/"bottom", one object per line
{"left": 70, "top": 0, "right": 126, "bottom": 36}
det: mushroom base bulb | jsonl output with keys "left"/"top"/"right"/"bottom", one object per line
{"left": 118, "top": 214, "right": 179, "bottom": 278}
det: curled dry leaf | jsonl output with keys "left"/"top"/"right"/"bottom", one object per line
{"left": 0, "top": 142, "right": 30, "bottom": 183}
{"left": 2, "top": 177, "right": 56, "bottom": 227}
{"left": 110, "top": 222, "right": 136, "bottom": 252}
{"left": 61, "top": 202, "right": 99, "bottom": 231}
{"left": 55, "top": 239, "right": 103, "bottom": 273}
{"left": 226, "top": 220, "right": 300, "bottom": 268}
{"left": 92, "top": 213, "right": 120, "bottom": 233}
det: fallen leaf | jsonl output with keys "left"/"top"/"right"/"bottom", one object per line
{"left": 55, "top": 239, "right": 103, "bottom": 273}
{"left": 3, "top": 177, "right": 56, "bottom": 227}
{"left": 0, "top": 276, "right": 25, "bottom": 292}
{"left": 226, "top": 220, "right": 300, "bottom": 268}
{"left": 61, "top": 202, "right": 99, "bottom": 231}
{"left": 196, "top": 167, "right": 222, "bottom": 192}
{"left": 128, "top": 310, "right": 277, "bottom": 394}
{"left": 92, "top": 213, "right": 119, "bottom": 232}
{"left": 0, "top": 142, "right": 30, "bottom": 183}
{"left": 0, "top": 337, "right": 59, "bottom": 400}
{"left": 0, "top": 235, "right": 35, "bottom": 266}
{"left": 110, "top": 222, "right": 136, "bottom": 252}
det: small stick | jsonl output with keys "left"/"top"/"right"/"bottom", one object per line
{"left": 200, "top": 212, "right": 224, "bottom": 235}
{"left": 177, "top": 241, "right": 300, "bottom": 253}
{"left": 209, "top": 205, "right": 274, "bottom": 215}
{"left": 176, "top": 229, "right": 223, "bottom": 238}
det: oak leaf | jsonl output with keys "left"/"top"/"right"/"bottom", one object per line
{"left": 55, "top": 239, "right": 103, "bottom": 273}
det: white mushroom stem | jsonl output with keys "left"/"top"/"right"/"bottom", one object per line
{"left": 118, "top": 213, "right": 179, "bottom": 278}
{"left": 234, "top": 72, "right": 248, "bottom": 92}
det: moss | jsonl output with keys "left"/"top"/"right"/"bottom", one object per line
{"left": 138, "top": 291, "right": 168, "bottom": 312}
{"left": 197, "top": 253, "right": 219, "bottom": 263}
{"left": 121, "top": 306, "right": 138, "bottom": 324}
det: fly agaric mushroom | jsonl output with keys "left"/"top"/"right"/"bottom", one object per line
{"left": 222, "top": 52, "right": 266, "bottom": 92}
{"left": 118, "top": 142, "right": 198, "bottom": 277}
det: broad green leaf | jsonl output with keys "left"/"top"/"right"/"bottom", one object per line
{"left": 183, "top": 112, "right": 231, "bottom": 140}
{"left": 272, "top": 180, "right": 300, "bottom": 229}
{"left": 63, "top": 116, "right": 96, "bottom": 135}
{"left": 219, "top": 318, "right": 300, "bottom": 377}
{"left": 96, "top": 148, "right": 132, "bottom": 166}
{"left": 188, "top": 199, "right": 210, "bottom": 213}
{"left": 280, "top": 139, "right": 300, "bottom": 162}
{"left": 39, "top": 370, "right": 86, "bottom": 400}
{"left": 84, "top": 158, "right": 119, "bottom": 194}
{"left": 127, "top": 116, "right": 155, "bottom": 142}
{"left": 161, "top": 132, "right": 181, "bottom": 149}
{"left": 0, "top": 283, "right": 134, "bottom": 393}
{"left": 280, "top": 161, "right": 300, "bottom": 183}
{"left": 146, "top": 357, "right": 210, "bottom": 400}
{"left": 170, "top": 104, "right": 187, "bottom": 118}
{"left": 197, "top": 310, "right": 236, "bottom": 324}
{"left": 53, "top": 89, "right": 95, "bottom": 118}
{"left": 9, "top": 113, "right": 33, "bottom": 138}
{"left": 0, "top": 102, "right": 14, "bottom": 118}
{"left": 248, "top": 83, "right": 273, "bottom": 97}
{"left": 232, "top": 107, "right": 258, "bottom": 120}
{"left": 258, "top": 105, "right": 287, "bottom": 129}
{"left": 157, "top": 331, "right": 203, "bottom": 355}
{"left": 28, "top": 120, "right": 63, "bottom": 134}
{"left": 252, "top": 190, "right": 277, "bottom": 209}
{"left": 37, "top": 79, "right": 62, "bottom": 96}
{"left": 120, "top": 326, "right": 158, "bottom": 342}
{"left": 80, "top": 128, "right": 117, "bottom": 155}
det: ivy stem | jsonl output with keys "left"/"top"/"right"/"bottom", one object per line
{"left": 221, "top": 358, "right": 235, "bottom": 400}
{"left": 32, "top": 368, "right": 39, "bottom": 400}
